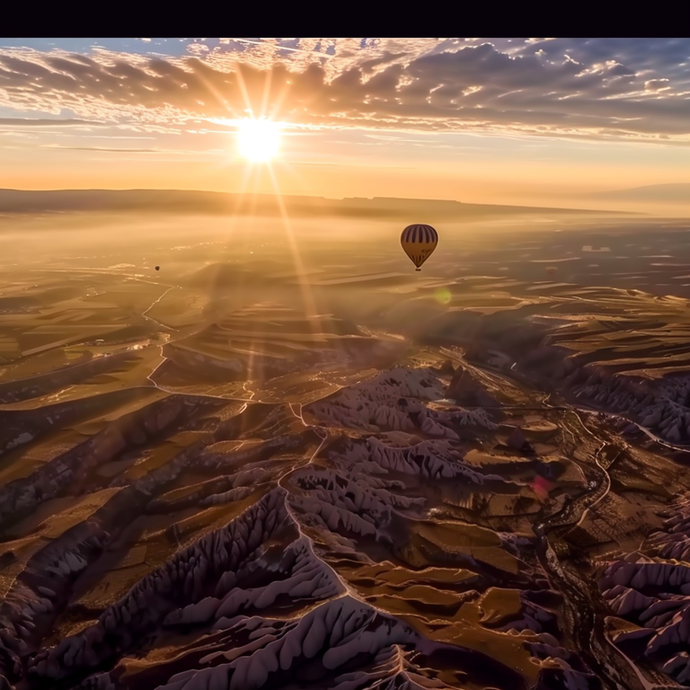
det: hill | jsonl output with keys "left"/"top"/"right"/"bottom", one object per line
{"left": 0, "top": 188, "right": 633, "bottom": 219}
{"left": 588, "top": 183, "right": 690, "bottom": 204}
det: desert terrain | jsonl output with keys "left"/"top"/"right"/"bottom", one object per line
{"left": 2, "top": 204, "right": 690, "bottom": 690}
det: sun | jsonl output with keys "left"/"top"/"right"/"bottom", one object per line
{"left": 236, "top": 117, "right": 281, "bottom": 163}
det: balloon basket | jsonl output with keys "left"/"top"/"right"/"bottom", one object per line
{"left": 415, "top": 268, "right": 421, "bottom": 272}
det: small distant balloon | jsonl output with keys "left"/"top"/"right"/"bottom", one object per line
{"left": 155, "top": 266, "right": 160, "bottom": 271}
{"left": 401, "top": 224, "right": 438, "bottom": 271}
{"left": 546, "top": 266, "right": 557, "bottom": 277}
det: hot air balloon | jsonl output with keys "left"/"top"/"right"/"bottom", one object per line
{"left": 155, "top": 266, "right": 160, "bottom": 271}
{"left": 546, "top": 266, "right": 557, "bottom": 278}
{"left": 401, "top": 224, "right": 438, "bottom": 271}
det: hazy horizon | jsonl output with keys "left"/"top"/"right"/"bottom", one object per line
{"left": 0, "top": 185, "right": 645, "bottom": 215}
{"left": 0, "top": 185, "right": 687, "bottom": 221}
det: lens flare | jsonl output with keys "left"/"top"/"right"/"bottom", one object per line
{"left": 434, "top": 287, "right": 452, "bottom": 305}
{"left": 530, "top": 475, "right": 555, "bottom": 502}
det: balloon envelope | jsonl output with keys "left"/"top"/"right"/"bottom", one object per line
{"left": 155, "top": 266, "right": 160, "bottom": 271}
{"left": 401, "top": 224, "right": 438, "bottom": 270}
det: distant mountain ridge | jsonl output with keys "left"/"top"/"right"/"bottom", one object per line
{"left": 589, "top": 183, "right": 690, "bottom": 204}
{"left": 0, "top": 188, "right": 631, "bottom": 218}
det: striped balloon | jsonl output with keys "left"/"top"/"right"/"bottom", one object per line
{"left": 400, "top": 224, "right": 438, "bottom": 271}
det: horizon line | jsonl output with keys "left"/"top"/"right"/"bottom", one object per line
{"left": 0, "top": 187, "right": 647, "bottom": 217}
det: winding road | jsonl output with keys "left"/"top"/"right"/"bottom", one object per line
{"left": 460, "top": 347, "right": 677, "bottom": 688}
{"left": 533, "top": 409, "right": 678, "bottom": 690}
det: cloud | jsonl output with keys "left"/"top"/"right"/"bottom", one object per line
{"left": 0, "top": 38, "right": 688, "bottom": 146}
{"left": 42, "top": 144, "right": 159, "bottom": 152}
{"left": 41, "top": 144, "right": 211, "bottom": 155}
{"left": 293, "top": 161, "right": 416, "bottom": 169}
{"left": 0, "top": 117, "right": 104, "bottom": 127}
{"left": 645, "top": 78, "right": 670, "bottom": 92}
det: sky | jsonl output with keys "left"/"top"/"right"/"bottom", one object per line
{"left": 0, "top": 38, "right": 688, "bottom": 211}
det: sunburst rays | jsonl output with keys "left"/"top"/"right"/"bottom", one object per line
{"left": 197, "top": 63, "right": 329, "bottom": 371}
